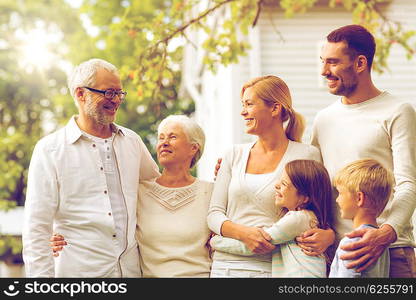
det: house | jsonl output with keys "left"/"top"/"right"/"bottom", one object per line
{"left": 183, "top": 0, "right": 416, "bottom": 229}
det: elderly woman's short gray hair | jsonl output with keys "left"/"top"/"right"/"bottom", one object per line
{"left": 67, "top": 58, "right": 119, "bottom": 104}
{"left": 158, "top": 115, "right": 205, "bottom": 168}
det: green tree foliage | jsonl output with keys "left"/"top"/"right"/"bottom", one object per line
{"left": 0, "top": 0, "right": 91, "bottom": 206}
{"left": 79, "top": 0, "right": 195, "bottom": 154}
{"left": 0, "top": 0, "right": 90, "bottom": 256}
{"left": 0, "top": 235, "right": 23, "bottom": 262}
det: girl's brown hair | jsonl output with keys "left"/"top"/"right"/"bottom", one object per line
{"left": 241, "top": 75, "right": 305, "bottom": 142}
{"left": 285, "top": 159, "right": 333, "bottom": 230}
{"left": 285, "top": 159, "right": 335, "bottom": 271}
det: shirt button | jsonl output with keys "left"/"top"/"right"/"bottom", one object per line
{"left": 112, "top": 234, "right": 116, "bottom": 238}
{"left": 104, "top": 190, "right": 107, "bottom": 194}
{"left": 108, "top": 212, "right": 112, "bottom": 216}
{"left": 92, "top": 144, "right": 96, "bottom": 147}
{"left": 105, "top": 140, "right": 108, "bottom": 143}
{"left": 100, "top": 167, "right": 104, "bottom": 171}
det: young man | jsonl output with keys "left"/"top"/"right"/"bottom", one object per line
{"left": 330, "top": 159, "right": 393, "bottom": 277}
{"left": 306, "top": 24, "right": 416, "bottom": 277}
{"left": 22, "top": 58, "right": 160, "bottom": 277}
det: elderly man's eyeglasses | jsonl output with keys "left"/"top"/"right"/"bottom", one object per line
{"left": 83, "top": 87, "right": 127, "bottom": 101}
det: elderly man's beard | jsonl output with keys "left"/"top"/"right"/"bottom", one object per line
{"left": 84, "top": 95, "right": 114, "bottom": 126}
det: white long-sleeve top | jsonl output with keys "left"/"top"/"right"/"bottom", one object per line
{"left": 207, "top": 140, "right": 322, "bottom": 263}
{"left": 22, "top": 116, "right": 160, "bottom": 277}
{"left": 210, "top": 210, "right": 327, "bottom": 277}
{"left": 311, "top": 92, "right": 416, "bottom": 247}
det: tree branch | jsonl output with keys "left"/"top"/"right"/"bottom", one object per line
{"left": 150, "top": 0, "right": 238, "bottom": 52}
{"left": 252, "top": 0, "right": 264, "bottom": 27}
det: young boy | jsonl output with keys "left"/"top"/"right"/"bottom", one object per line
{"left": 329, "top": 158, "right": 393, "bottom": 277}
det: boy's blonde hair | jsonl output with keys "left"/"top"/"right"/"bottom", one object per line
{"left": 334, "top": 159, "right": 393, "bottom": 216}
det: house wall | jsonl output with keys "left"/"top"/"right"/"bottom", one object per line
{"left": 184, "top": 3, "right": 255, "bottom": 181}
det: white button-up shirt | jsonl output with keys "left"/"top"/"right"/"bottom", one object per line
{"left": 22, "top": 116, "right": 160, "bottom": 277}
{"left": 81, "top": 131, "right": 127, "bottom": 253}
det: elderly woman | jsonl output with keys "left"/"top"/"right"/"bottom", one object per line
{"left": 51, "top": 115, "right": 213, "bottom": 277}
{"left": 136, "top": 115, "right": 212, "bottom": 277}
{"left": 207, "top": 75, "right": 334, "bottom": 277}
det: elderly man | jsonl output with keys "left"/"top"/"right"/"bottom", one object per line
{"left": 22, "top": 58, "right": 159, "bottom": 277}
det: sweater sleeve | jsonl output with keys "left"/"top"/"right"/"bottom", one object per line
{"left": 265, "top": 211, "right": 314, "bottom": 244}
{"left": 382, "top": 103, "right": 416, "bottom": 236}
{"left": 209, "top": 235, "right": 253, "bottom": 256}
{"left": 210, "top": 210, "right": 315, "bottom": 255}
{"left": 207, "top": 147, "right": 234, "bottom": 235}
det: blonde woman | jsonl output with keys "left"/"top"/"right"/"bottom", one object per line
{"left": 207, "top": 75, "right": 334, "bottom": 277}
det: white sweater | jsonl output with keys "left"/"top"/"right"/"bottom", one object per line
{"left": 207, "top": 140, "right": 322, "bottom": 262}
{"left": 311, "top": 92, "right": 416, "bottom": 248}
{"left": 210, "top": 210, "right": 327, "bottom": 277}
{"left": 136, "top": 178, "right": 213, "bottom": 277}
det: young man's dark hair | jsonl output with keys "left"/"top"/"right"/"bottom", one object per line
{"left": 327, "top": 24, "right": 376, "bottom": 70}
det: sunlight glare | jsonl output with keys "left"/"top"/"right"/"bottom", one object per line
{"left": 17, "top": 26, "right": 62, "bottom": 71}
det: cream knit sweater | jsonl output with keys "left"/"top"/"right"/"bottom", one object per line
{"left": 136, "top": 178, "right": 213, "bottom": 277}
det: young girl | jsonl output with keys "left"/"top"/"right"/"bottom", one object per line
{"left": 210, "top": 159, "right": 334, "bottom": 277}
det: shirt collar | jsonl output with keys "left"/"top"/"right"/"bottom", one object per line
{"left": 66, "top": 115, "right": 125, "bottom": 144}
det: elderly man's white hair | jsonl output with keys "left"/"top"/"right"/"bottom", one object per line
{"left": 158, "top": 115, "right": 206, "bottom": 168}
{"left": 67, "top": 58, "right": 119, "bottom": 104}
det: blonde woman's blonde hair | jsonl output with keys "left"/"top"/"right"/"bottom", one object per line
{"left": 241, "top": 75, "right": 305, "bottom": 142}
{"left": 334, "top": 159, "right": 394, "bottom": 216}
